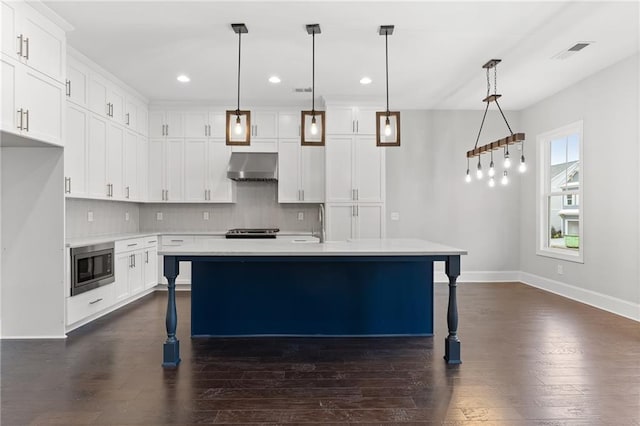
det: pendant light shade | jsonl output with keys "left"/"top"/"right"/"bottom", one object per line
{"left": 226, "top": 23, "right": 251, "bottom": 146}
{"left": 376, "top": 25, "right": 400, "bottom": 147}
{"left": 301, "top": 24, "right": 325, "bottom": 146}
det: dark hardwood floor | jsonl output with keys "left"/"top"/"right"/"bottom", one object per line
{"left": 2, "top": 282, "right": 639, "bottom": 425}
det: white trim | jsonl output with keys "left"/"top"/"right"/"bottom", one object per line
{"left": 1, "top": 335, "right": 67, "bottom": 339}
{"left": 520, "top": 272, "right": 640, "bottom": 322}
{"left": 434, "top": 270, "right": 521, "bottom": 283}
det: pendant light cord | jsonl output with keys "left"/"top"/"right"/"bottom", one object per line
{"left": 312, "top": 31, "right": 315, "bottom": 113}
{"left": 385, "top": 32, "right": 389, "bottom": 114}
{"left": 236, "top": 31, "right": 241, "bottom": 114}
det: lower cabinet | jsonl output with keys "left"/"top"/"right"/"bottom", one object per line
{"left": 325, "top": 203, "right": 385, "bottom": 241}
{"left": 66, "top": 282, "right": 115, "bottom": 326}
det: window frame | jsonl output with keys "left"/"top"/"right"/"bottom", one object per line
{"left": 536, "top": 120, "right": 584, "bottom": 263}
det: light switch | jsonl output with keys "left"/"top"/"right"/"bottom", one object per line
{"left": 156, "top": 212, "right": 163, "bottom": 221}
{"left": 125, "top": 212, "right": 130, "bottom": 221}
{"left": 391, "top": 212, "right": 400, "bottom": 221}
{"left": 203, "top": 211, "right": 209, "bottom": 220}
{"left": 297, "top": 212, "right": 304, "bottom": 221}
{"left": 87, "top": 211, "right": 94, "bottom": 222}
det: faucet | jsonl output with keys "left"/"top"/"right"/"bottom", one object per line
{"left": 315, "top": 204, "right": 326, "bottom": 243}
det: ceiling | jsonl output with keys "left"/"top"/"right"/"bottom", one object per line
{"left": 45, "top": 1, "right": 639, "bottom": 110}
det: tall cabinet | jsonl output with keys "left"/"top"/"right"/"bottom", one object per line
{"left": 324, "top": 105, "right": 386, "bottom": 241}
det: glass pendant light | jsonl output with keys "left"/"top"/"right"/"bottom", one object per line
{"left": 501, "top": 170, "right": 509, "bottom": 185}
{"left": 476, "top": 157, "right": 483, "bottom": 179}
{"left": 301, "top": 24, "right": 325, "bottom": 146}
{"left": 376, "top": 25, "right": 400, "bottom": 147}
{"left": 488, "top": 176, "right": 495, "bottom": 187}
{"left": 503, "top": 146, "right": 511, "bottom": 169}
{"left": 488, "top": 150, "right": 495, "bottom": 177}
{"left": 465, "top": 158, "right": 471, "bottom": 183}
{"left": 518, "top": 142, "right": 527, "bottom": 172}
{"left": 226, "top": 23, "right": 251, "bottom": 146}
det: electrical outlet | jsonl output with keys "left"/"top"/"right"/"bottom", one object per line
{"left": 391, "top": 212, "right": 400, "bottom": 221}
{"left": 297, "top": 212, "right": 304, "bottom": 221}
{"left": 156, "top": 212, "right": 163, "bottom": 221}
{"left": 557, "top": 264, "right": 564, "bottom": 275}
{"left": 87, "top": 211, "right": 94, "bottom": 222}
{"left": 125, "top": 212, "right": 130, "bottom": 221}
{"left": 203, "top": 211, "right": 209, "bottom": 220}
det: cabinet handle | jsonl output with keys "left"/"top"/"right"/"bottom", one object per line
{"left": 133, "top": 255, "right": 136, "bottom": 268}
{"left": 170, "top": 239, "right": 183, "bottom": 243}
{"left": 127, "top": 243, "right": 137, "bottom": 247}
{"left": 24, "top": 37, "right": 29, "bottom": 60}
{"left": 166, "top": 190, "right": 168, "bottom": 200}
{"left": 89, "top": 298, "right": 103, "bottom": 305}
{"left": 65, "top": 80, "right": 71, "bottom": 97}
{"left": 356, "top": 120, "right": 359, "bottom": 133}
{"left": 107, "top": 184, "right": 110, "bottom": 197}
{"left": 106, "top": 103, "right": 110, "bottom": 116}
{"left": 356, "top": 205, "right": 359, "bottom": 217}
{"left": 208, "top": 189, "right": 211, "bottom": 200}
{"left": 64, "top": 177, "right": 70, "bottom": 194}
{"left": 110, "top": 103, "right": 114, "bottom": 117}
{"left": 166, "top": 124, "right": 169, "bottom": 136}
{"left": 145, "top": 250, "right": 149, "bottom": 264}
{"left": 352, "top": 120, "right": 355, "bottom": 133}
{"left": 17, "top": 108, "right": 23, "bottom": 130}
{"left": 126, "top": 186, "right": 130, "bottom": 199}
{"left": 204, "top": 124, "right": 208, "bottom": 137}
{"left": 24, "top": 110, "right": 29, "bottom": 131}
{"left": 16, "top": 34, "right": 23, "bottom": 57}
{"left": 126, "top": 113, "right": 130, "bottom": 125}
{"left": 352, "top": 189, "right": 356, "bottom": 201}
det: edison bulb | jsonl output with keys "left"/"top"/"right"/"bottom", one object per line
{"left": 501, "top": 171, "right": 509, "bottom": 185}
{"left": 488, "top": 160, "right": 495, "bottom": 177}
{"left": 310, "top": 117, "right": 318, "bottom": 135}
{"left": 519, "top": 155, "right": 527, "bottom": 173}
{"left": 488, "top": 176, "right": 495, "bottom": 187}
{"left": 384, "top": 117, "right": 392, "bottom": 136}
{"left": 476, "top": 161, "right": 483, "bottom": 179}
{"left": 465, "top": 170, "right": 471, "bottom": 183}
{"left": 504, "top": 153, "right": 511, "bottom": 169}
{"left": 234, "top": 116, "right": 242, "bottom": 135}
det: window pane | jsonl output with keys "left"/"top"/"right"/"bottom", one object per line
{"left": 548, "top": 195, "right": 580, "bottom": 251}
{"left": 550, "top": 137, "right": 567, "bottom": 165}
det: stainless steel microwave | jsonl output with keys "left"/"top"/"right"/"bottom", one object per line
{"left": 70, "top": 242, "right": 115, "bottom": 296}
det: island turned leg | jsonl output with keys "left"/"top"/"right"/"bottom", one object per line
{"left": 444, "top": 255, "right": 462, "bottom": 364}
{"left": 162, "top": 256, "right": 181, "bottom": 368}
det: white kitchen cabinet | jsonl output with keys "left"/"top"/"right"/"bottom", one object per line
{"left": 114, "top": 253, "right": 131, "bottom": 302}
{"left": 208, "top": 139, "right": 235, "bottom": 202}
{"left": 184, "top": 138, "right": 208, "bottom": 201}
{"left": 123, "top": 130, "right": 138, "bottom": 200}
{"left": 326, "top": 106, "right": 378, "bottom": 135}
{"left": 64, "top": 104, "right": 87, "bottom": 196}
{"left": 325, "top": 203, "right": 384, "bottom": 241}
{"left": 87, "top": 114, "right": 108, "bottom": 197}
{"left": 128, "top": 252, "right": 144, "bottom": 295}
{"left": 148, "top": 138, "right": 184, "bottom": 202}
{"left": 278, "top": 139, "right": 324, "bottom": 203}
{"left": 184, "top": 111, "right": 209, "bottom": 138}
{"left": 66, "top": 282, "right": 115, "bottom": 326}
{"left": 183, "top": 138, "right": 235, "bottom": 202}
{"left": 231, "top": 139, "right": 277, "bottom": 153}
{"left": 0, "top": 57, "right": 19, "bottom": 132}
{"left": 326, "top": 136, "right": 384, "bottom": 203}
{"left": 66, "top": 55, "right": 89, "bottom": 107}
{"left": 106, "top": 123, "right": 124, "bottom": 199}
{"left": 124, "top": 99, "right": 137, "bottom": 130}
{"left": 1, "top": 0, "right": 66, "bottom": 83}
{"left": 278, "top": 112, "right": 300, "bottom": 139}
{"left": 209, "top": 112, "right": 226, "bottom": 138}
{"left": 251, "top": 110, "right": 278, "bottom": 138}
{"left": 137, "top": 106, "right": 148, "bottom": 137}
{"left": 143, "top": 245, "right": 158, "bottom": 289}
{"left": 149, "top": 111, "right": 183, "bottom": 138}
{"left": 89, "top": 72, "right": 126, "bottom": 124}
{"left": 137, "top": 137, "right": 148, "bottom": 201}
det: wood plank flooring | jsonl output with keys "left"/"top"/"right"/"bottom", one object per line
{"left": 2, "top": 282, "right": 639, "bottom": 425}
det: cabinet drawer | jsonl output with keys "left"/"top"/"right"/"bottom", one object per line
{"left": 160, "top": 235, "right": 194, "bottom": 247}
{"left": 143, "top": 236, "right": 159, "bottom": 249}
{"left": 66, "top": 283, "right": 115, "bottom": 325}
{"left": 115, "top": 237, "right": 145, "bottom": 253}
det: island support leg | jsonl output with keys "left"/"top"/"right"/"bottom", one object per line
{"left": 162, "top": 256, "right": 181, "bottom": 368}
{"left": 444, "top": 255, "right": 462, "bottom": 364}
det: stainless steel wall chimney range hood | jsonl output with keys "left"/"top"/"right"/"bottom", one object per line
{"left": 226, "top": 152, "right": 278, "bottom": 181}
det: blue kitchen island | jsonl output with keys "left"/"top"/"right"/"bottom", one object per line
{"left": 160, "top": 239, "right": 466, "bottom": 368}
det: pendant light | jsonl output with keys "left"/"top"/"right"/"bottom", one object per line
{"left": 226, "top": 23, "right": 251, "bottom": 146}
{"left": 465, "top": 59, "right": 525, "bottom": 186}
{"left": 301, "top": 24, "right": 325, "bottom": 146}
{"left": 376, "top": 25, "right": 400, "bottom": 147}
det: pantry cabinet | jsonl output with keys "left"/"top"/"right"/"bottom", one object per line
{"left": 148, "top": 138, "right": 184, "bottom": 202}
{"left": 64, "top": 104, "right": 87, "bottom": 196}
{"left": 278, "top": 139, "right": 324, "bottom": 203}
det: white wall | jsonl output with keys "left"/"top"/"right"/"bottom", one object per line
{"left": 386, "top": 110, "right": 522, "bottom": 276}
{"left": 519, "top": 54, "right": 639, "bottom": 316}
{"left": 1, "top": 147, "right": 66, "bottom": 338}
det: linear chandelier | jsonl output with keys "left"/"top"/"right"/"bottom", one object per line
{"left": 465, "top": 59, "right": 526, "bottom": 187}
{"left": 301, "top": 24, "right": 325, "bottom": 146}
{"left": 226, "top": 23, "right": 251, "bottom": 146}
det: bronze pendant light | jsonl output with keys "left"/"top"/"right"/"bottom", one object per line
{"left": 376, "top": 25, "right": 400, "bottom": 147}
{"left": 226, "top": 23, "right": 251, "bottom": 146}
{"left": 301, "top": 24, "right": 325, "bottom": 146}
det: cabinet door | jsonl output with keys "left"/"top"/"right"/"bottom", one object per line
{"left": 147, "top": 139, "right": 164, "bottom": 201}
{"left": 209, "top": 112, "right": 226, "bottom": 138}
{"left": 0, "top": 57, "right": 19, "bottom": 135}
{"left": 123, "top": 130, "right": 137, "bottom": 200}
{"left": 66, "top": 56, "right": 88, "bottom": 107}
{"left": 65, "top": 104, "right": 87, "bottom": 196}
{"left": 114, "top": 253, "right": 131, "bottom": 302}
{"left": 106, "top": 123, "right": 124, "bottom": 199}
{"left": 1, "top": 2, "right": 20, "bottom": 59}
{"left": 208, "top": 140, "right": 234, "bottom": 202}
{"left": 148, "top": 111, "right": 164, "bottom": 138}
{"left": 325, "top": 137, "right": 354, "bottom": 202}
{"left": 355, "top": 107, "right": 378, "bottom": 135}
{"left": 137, "top": 106, "right": 148, "bottom": 137}
{"left": 124, "top": 99, "right": 137, "bottom": 129}
{"left": 88, "top": 72, "right": 108, "bottom": 117}
{"left": 165, "top": 112, "right": 183, "bottom": 137}
{"left": 355, "top": 204, "right": 384, "bottom": 239}
{"left": 326, "top": 107, "right": 354, "bottom": 134}
{"left": 137, "top": 137, "right": 148, "bottom": 201}
{"left": 165, "top": 138, "right": 184, "bottom": 201}
{"left": 278, "top": 112, "right": 300, "bottom": 139}
{"left": 326, "top": 204, "right": 354, "bottom": 241}
{"left": 277, "top": 139, "right": 300, "bottom": 203}
{"left": 354, "top": 136, "right": 384, "bottom": 202}
{"left": 21, "top": 67, "right": 64, "bottom": 146}
{"left": 184, "top": 111, "right": 209, "bottom": 138}
{"left": 87, "top": 114, "right": 108, "bottom": 197}
{"left": 20, "top": 5, "right": 65, "bottom": 82}
{"left": 144, "top": 248, "right": 158, "bottom": 289}
{"left": 109, "top": 86, "right": 125, "bottom": 124}
{"left": 129, "top": 252, "right": 144, "bottom": 295}
{"left": 253, "top": 111, "right": 277, "bottom": 138}
{"left": 300, "top": 145, "right": 325, "bottom": 203}
{"left": 184, "top": 138, "right": 207, "bottom": 201}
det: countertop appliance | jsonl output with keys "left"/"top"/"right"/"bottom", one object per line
{"left": 225, "top": 228, "right": 280, "bottom": 239}
{"left": 70, "top": 242, "right": 115, "bottom": 296}
{"left": 226, "top": 152, "right": 278, "bottom": 181}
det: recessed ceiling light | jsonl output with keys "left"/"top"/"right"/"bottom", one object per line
{"left": 360, "top": 77, "right": 372, "bottom": 85}
{"left": 269, "top": 76, "right": 281, "bottom": 84}
{"left": 176, "top": 74, "right": 190, "bottom": 83}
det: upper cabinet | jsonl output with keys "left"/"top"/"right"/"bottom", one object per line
{"left": 326, "top": 106, "right": 379, "bottom": 135}
{"left": 149, "top": 111, "right": 183, "bottom": 138}
{"left": 66, "top": 55, "right": 89, "bottom": 107}
{"left": 278, "top": 139, "right": 324, "bottom": 203}
{"left": 278, "top": 112, "right": 301, "bottom": 139}
{"left": 251, "top": 111, "right": 278, "bottom": 139}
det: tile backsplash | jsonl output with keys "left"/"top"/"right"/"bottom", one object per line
{"left": 66, "top": 183, "right": 321, "bottom": 239}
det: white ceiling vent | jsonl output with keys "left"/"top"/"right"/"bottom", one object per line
{"left": 552, "top": 42, "right": 593, "bottom": 60}
{"left": 293, "top": 87, "right": 312, "bottom": 93}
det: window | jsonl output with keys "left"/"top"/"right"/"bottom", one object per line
{"left": 537, "top": 121, "right": 583, "bottom": 262}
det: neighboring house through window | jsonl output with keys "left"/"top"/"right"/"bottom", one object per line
{"left": 537, "top": 121, "right": 583, "bottom": 262}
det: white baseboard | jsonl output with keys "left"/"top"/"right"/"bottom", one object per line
{"left": 434, "top": 270, "right": 521, "bottom": 283}
{"left": 520, "top": 271, "right": 640, "bottom": 322}
{"left": 1, "top": 334, "right": 68, "bottom": 339}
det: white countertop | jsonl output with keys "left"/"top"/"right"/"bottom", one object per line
{"left": 158, "top": 238, "right": 467, "bottom": 257}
